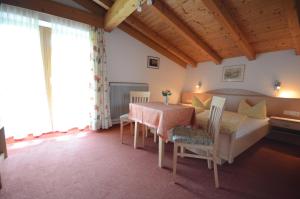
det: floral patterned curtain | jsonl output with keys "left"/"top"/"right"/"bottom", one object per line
{"left": 89, "top": 27, "right": 112, "bottom": 130}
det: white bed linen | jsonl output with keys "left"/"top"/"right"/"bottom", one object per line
{"left": 235, "top": 117, "right": 269, "bottom": 139}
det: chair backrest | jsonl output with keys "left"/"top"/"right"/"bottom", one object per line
{"left": 207, "top": 96, "right": 226, "bottom": 144}
{"left": 129, "top": 91, "right": 150, "bottom": 103}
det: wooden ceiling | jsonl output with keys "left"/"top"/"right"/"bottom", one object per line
{"left": 2, "top": 0, "right": 300, "bottom": 68}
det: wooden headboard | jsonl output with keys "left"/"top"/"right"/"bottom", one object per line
{"left": 181, "top": 89, "right": 300, "bottom": 119}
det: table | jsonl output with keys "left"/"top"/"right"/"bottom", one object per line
{"left": 268, "top": 116, "right": 300, "bottom": 146}
{"left": 129, "top": 102, "right": 194, "bottom": 167}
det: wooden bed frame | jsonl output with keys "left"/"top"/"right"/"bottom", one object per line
{"left": 181, "top": 89, "right": 300, "bottom": 164}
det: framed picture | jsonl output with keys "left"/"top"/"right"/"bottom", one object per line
{"left": 222, "top": 64, "right": 245, "bottom": 82}
{"left": 147, "top": 56, "right": 160, "bottom": 69}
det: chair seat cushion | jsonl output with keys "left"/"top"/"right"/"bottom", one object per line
{"left": 120, "top": 113, "right": 131, "bottom": 122}
{"left": 172, "top": 126, "right": 213, "bottom": 145}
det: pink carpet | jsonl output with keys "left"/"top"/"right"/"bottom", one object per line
{"left": 0, "top": 125, "right": 299, "bottom": 199}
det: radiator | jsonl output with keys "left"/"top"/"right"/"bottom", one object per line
{"left": 109, "top": 82, "right": 149, "bottom": 124}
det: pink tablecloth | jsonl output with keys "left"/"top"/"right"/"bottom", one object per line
{"left": 129, "top": 102, "right": 194, "bottom": 140}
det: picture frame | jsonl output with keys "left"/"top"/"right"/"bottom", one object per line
{"left": 222, "top": 64, "right": 245, "bottom": 82}
{"left": 147, "top": 56, "right": 160, "bottom": 69}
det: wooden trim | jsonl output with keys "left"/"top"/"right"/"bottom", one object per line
{"left": 119, "top": 23, "right": 187, "bottom": 67}
{"left": 72, "top": 0, "right": 103, "bottom": 16}
{"left": 205, "top": 89, "right": 267, "bottom": 97}
{"left": 126, "top": 16, "right": 197, "bottom": 66}
{"left": 284, "top": 0, "right": 300, "bottom": 55}
{"left": 181, "top": 89, "right": 300, "bottom": 119}
{"left": 104, "top": 0, "right": 145, "bottom": 32}
{"left": 1, "top": 0, "right": 103, "bottom": 27}
{"left": 152, "top": 0, "right": 222, "bottom": 64}
{"left": 270, "top": 116, "right": 300, "bottom": 123}
{"left": 202, "top": 0, "right": 255, "bottom": 60}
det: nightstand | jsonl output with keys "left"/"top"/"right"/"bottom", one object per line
{"left": 268, "top": 116, "right": 300, "bottom": 146}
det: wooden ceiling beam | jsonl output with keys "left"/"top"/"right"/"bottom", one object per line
{"left": 125, "top": 16, "right": 197, "bottom": 67}
{"left": 284, "top": 0, "right": 300, "bottom": 55}
{"left": 93, "top": 0, "right": 113, "bottom": 11}
{"left": 119, "top": 23, "right": 187, "bottom": 68}
{"left": 152, "top": 0, "right": 222, "bottom": 64}
{"left": 104, "top": 0, "right": 145, "bottom": 32}
{"left": 95, "top": 0, "right": 192, "bottom": 67}
{"left": 202, "top": 0, "right": 255, "bottom": 60}
{"left": 1, "top": 0, "right": 104, "bottom": 27}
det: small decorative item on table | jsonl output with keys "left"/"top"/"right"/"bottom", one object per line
{"left": 162, "top": 89, "right": 172, "bottom": 105}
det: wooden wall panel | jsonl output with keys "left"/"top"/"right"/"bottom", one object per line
{"left": 131, "top": 0, "right": 295, "bottom": 62}
{"left": 252, "top": 38, "right": 293, "bottom": 54}
{"left": 163, "top": 0, "right": 239, "bottom": 59}
{"left": 224, "top": 0, "right": 293, "bottom": 53}
{"left": 100, "top": 0, "right": 297, "bottom": 61}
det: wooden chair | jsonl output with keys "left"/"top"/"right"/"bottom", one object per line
{"left": 172, "top": 96, "right": 226, "bottom": 188}
{"left": 120, "top": 91, "right": 151, "bottom": 144}
{"left": 146, "top": 127, "right": 157, "bottom": 143}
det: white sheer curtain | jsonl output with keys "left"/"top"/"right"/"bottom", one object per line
{"left": 50, "top": 17, "right": 91, "bottom": 131}
{"left": 0, "top": 5, "right": 52, "bottom": 139}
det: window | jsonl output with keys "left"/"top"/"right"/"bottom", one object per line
{"left": 0, "top": 5, "right": 92, "bottom": 139}
{"left": 50, "top": 20, "right": 91, "bottom": 131}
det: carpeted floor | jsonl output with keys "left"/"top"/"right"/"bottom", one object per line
{"left": 0, "top": 125, "right": 299, "bottom": 199}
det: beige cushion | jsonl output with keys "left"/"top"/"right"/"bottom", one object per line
{"left": 191, "top": 96, "right": 212, "bottom": 113}
{"left": 238, "top": 100, "right": 267, "bottom": 119}
{"left": 203, "top": 98, "right": 212, "bottom": 109}
{"left": 195, "top": 110, "right": 247, "bottom": 134}
{"left": 237, "top": 100, "right": 251, "bottom": 115}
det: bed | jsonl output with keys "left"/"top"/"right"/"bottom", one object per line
{"left": 181, "top": 89, "right": 300, "bottom": 164}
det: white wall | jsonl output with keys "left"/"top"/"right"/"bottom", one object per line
{"left": 105, "top": 29, "right": 300, "bottom": 100}
{"left": 183, "top": 50, "right": 300, "bottom": 98}
{"left": 105, "top": 28, "right": 186, "bottom": 103}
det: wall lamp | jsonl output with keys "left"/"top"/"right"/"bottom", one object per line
{"left": 137, "top": 0, "right": 154, "bottom": 12}
{"left": 274, "top": 80, "right": 281, "bottom": 91}
{"left": 196, "top": 81, "right": 202, "bottom": 89}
